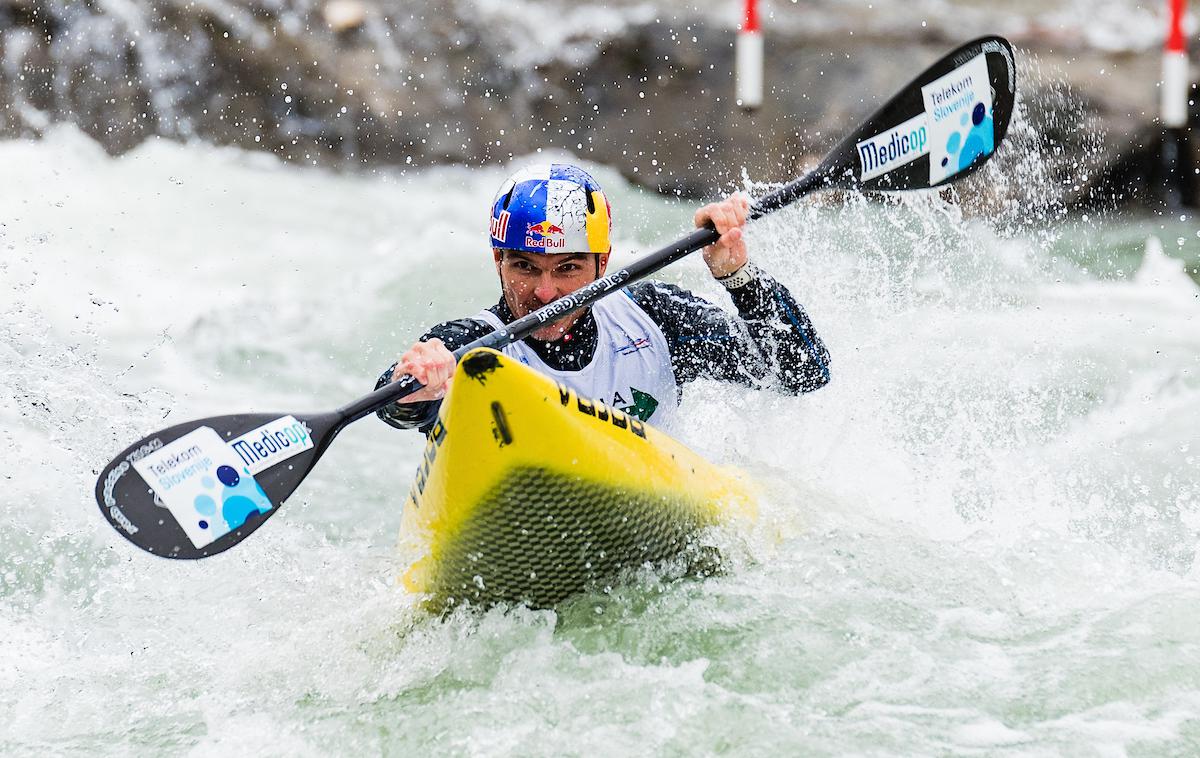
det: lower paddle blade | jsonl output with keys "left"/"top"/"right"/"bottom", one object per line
{"left": 94, "top": 411, "right": 343, "bottom": 559}
{"left": 822, "top": 35, "right": 1017, "bottom": 193}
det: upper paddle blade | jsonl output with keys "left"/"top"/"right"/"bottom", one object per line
{"left": 820, "top": 36, "right": 1017, "bottom": 193}
{"left": 94, "top": 411, "right": 343, "bottom": 559}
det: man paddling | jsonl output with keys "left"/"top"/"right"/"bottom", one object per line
{"left": 377, "top": 163, "right": 830, "bottom": 433}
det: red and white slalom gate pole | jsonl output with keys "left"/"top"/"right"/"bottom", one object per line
{"left": 1162, "top": 0, "right": 1190, "bottom": 128}
{"left": 1159, "top": 0, "right": 1194, "bottom": 208}
{"left": 736, "top": 0, "right": 763, "bottom": 110}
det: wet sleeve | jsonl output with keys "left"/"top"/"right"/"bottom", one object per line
{"left": 375, "top": 317, "right": 496, "bottom": 434}
{"left": 628, "top": 274, "right": 830, "bottom": 394}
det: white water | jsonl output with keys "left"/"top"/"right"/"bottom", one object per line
{"left": 3, "top": 125, "right": 1200, "bottom": 755}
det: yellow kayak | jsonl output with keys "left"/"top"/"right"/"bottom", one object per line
{"left": 397, "top": 347, "right": 756, "bottom": 610}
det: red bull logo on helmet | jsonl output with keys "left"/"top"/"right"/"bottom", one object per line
{"left": 525, "top": 220, "right": 566, "bottom": 249}
{"left": 489, "top": 210, "right": 511, "bottom": 242}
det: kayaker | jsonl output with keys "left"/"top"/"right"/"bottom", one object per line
{"left": 376, "top": 163, "right": 830, "bottom": 433}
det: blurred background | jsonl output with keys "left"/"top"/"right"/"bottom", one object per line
{"left": 0, "top": 0, "right": 1195, "bottom": 205}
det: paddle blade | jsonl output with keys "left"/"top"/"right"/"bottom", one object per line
{"left": 821, "top": 36, "right": 1017, "bottom": 193}
{"left": 94, "top": 411, "right": 342, "bottom": 559}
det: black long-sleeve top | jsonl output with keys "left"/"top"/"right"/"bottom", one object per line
{"left": 376, "top": 271, "right": 830, "bottom": 434}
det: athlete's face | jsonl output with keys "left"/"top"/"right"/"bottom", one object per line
{"left": 495, "top": 250, "right": 610, "bottom": 341}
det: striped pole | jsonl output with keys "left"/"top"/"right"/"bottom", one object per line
{"left": 736, "top": 0, "right": 763, "bottom": 110}
{"left": 1159, "top": 0, "right": 1194, "bottom": 208}
{"left": 1162, "top": 0, "right": 1189, "bottom": 128}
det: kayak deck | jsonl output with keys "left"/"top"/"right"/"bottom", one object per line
{"left": 397, "top": 348, "right": 755, "bottom": 611}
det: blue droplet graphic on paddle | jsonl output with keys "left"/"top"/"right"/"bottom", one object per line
{"left": 214, "top": 467, "right": 274, "bottom": 530}
{"left": 193, "top": 494, "right": 217, "bottom": 515}
{"left": 217, "top": 465, "right": 240, "bottom": 487}
{"left": 222, "top": 495, "right": 265, "bottom": 530}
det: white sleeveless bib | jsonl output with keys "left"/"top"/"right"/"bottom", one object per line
{"left": 475, "top": 292, "right": 678, "bottom": 427}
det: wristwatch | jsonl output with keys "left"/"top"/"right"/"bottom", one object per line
{"left": 716, "top": 261, "right": 758, "bottom": 290}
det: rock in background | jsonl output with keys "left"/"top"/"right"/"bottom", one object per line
{"left": 0, "top": 0, "right": 1194, "bottom": 206}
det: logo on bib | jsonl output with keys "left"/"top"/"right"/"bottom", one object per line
{"left": 614, "top": 336, "right": 652, "bottom": 356}
{"left": 611, "top": 387, "right": 659, "bottom": 422}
